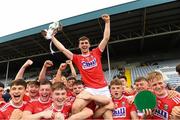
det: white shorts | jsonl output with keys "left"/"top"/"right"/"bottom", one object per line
{"left": 84, "top": 86, "right": 111, "bottom": 98}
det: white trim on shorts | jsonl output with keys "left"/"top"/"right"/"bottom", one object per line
{"left": 84, "top": 86, "right": 111, "bottom": 98}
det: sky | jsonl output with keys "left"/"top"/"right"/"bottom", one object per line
{"left": 0, "top": 0, "right": 134, "bottom": 37}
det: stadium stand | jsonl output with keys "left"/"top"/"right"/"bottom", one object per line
{"left": 129, "top": 59, "right": 180, "bottom": 86}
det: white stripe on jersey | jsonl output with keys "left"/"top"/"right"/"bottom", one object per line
{"left": 0, "top": 103, "right": 11, "bottom": 112}
{"left": 172, "top": 96, "right": 180, "bottom": 104}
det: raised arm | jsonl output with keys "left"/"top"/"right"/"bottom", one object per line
{"left": 66, "top": 60, "right": 77, "bottom": 77}
{"left": 15, "top": 59, "right": 33, "bottom": 80}
{"left": 51, "top": 36, "right": 73, "bottom": 60}
{"left": 38, "top": 60, "right": 53, "bottom": 82}
{"left": 98, "top": 14, "right": 110, "bottom": 52}
{"left": 53, "top": 63, "right": 67, "bottom": 83}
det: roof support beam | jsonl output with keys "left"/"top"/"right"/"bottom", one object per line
{"left": 140, "top": 8, "right": 146, "bottom": 53}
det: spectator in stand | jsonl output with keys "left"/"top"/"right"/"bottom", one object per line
{"left": 0, "top": 79, "right": 27, "bottom": 120}
{"left": 0, "top": 81, "right": 5, "bottom": 108}
{"left": 175, "top": 64, "right": 180, "bottom": 92}
{"left": 147, "top": 71, "right": 180, "bottom": 119}
{"left": 166, "top": 83, "right": 176, "bottom": 90}
{"left": 176, "top": 64, "right": 180, "bottom": 75}
{"left": 43, "top": 14, "right": 114, "bottom": 119}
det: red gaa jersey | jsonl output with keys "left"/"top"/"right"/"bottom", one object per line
{"left": 0, "top": 100, "right": 27, "bottom": 119}
{"left": 24, "top": 98, "right": 52, "bottom": 114}
{"left": 73, "top": 47, "right": 107, "bottom": 88}
{"left": 23, "top": 94, "right": 31, "bottom": 102}
{"left": 112, "top": 95, "right": 136, "bottom": 119}
{"left": 45, "top": 102, "right": 72, "bottom": 119}
{"left": 153, "top": 95, "right": 180, "bottom": 120}
{"left": 67, "top": 89, "right": 74, "bottom": 97}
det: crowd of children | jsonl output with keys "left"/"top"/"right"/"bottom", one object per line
{"left": 0, "top": 14, "right": 179, "bottom": 120}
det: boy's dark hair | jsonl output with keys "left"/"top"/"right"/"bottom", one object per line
{"left": 113, "top": 75, "right": 120, "bottom": 79}
{"left": 52, "top": 82, "right": 67, "bottom": 91}
{"left": 10, "top": 79, "right": 27, "bottom": 89}
{"left": 28, "top": 80, "right": 40, "bottom": 86}
{"left": 40, "top": 80, "right": 52, "bottom": 87}
{"left": 176, "top": 64, "right": 180, "bottom": 74}
{"left": 118, "top": 75, "right": 127, "bottom": 81}
{"left": 78, "top": 36, "right": 90, "bottom": 42}
{"left": 73, "top": 80, "right": 84, "bottom": 86}
{"left": 0, "top": 82, "right": 4, "bottom": 88}
{"left": 67, "top": 76, "right": 76, "bottom": 81}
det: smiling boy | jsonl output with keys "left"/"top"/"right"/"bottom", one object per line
{"left": 0, "top": 79, "right": 27, "bottom": 120}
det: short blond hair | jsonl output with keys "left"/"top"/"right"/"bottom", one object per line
{"left": 110, "top": 78, "right": 123, "bottom": 87}
{"left": 147, "top": 71, "right": 163, "bottom": 82}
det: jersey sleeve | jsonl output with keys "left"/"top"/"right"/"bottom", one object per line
{"left": 0, "top": 111, "right": 5, "bottom": 119}
{"left": 24, "top": 102, "right": 34, "bottom": 113}
{"left": 130, "top": 103, "right": 137, "bottom": 112}
{"left": 172, "top": 95, "right": 180, "bottom": 105}
{"left": 72, "top": 54, "right": 79, "bottom": 66}
{"left": 93, "top": 47, "right": 102, "bottom": 57}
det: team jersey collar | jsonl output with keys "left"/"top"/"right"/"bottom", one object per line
{"left": 38, "top": 97, "right": 51, "bottom": 104}
{"left": 10, "top": 100, "right": 24, "bottom": 109}
{"left": 52, "top": 103, "right": 63, "bottom": 112}
{"left": 81, "top": 53, "right": 90, "bottom": 57}
{"left": 113, "top": 95, "right": 124, "bottom": 101}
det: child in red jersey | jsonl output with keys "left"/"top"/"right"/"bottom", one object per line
{"left": 34, "top": 82, "right": 93, "bottom": 120}
{"left": 15, "top": 59, "right": 40, "bottom": 102}
{"left": 147, "top": 71, "right": 180, "bottom": 120}
{"left": 110, "top": 78, "right": 138, "bottom": 119}
{"left": 22, "top": 80, "right": 52, "bottom": 120}
{"left": 45, "top": 82, "right": 72, "bottom": 119}
{"left": 25, "top": 80, "right": 40, "bottom": 101}
{"left": 0, "top": 79, "right": 27, "bottom": 120}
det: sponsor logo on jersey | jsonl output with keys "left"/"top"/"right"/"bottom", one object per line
{"left": 81, "top": 58, "right": 97, "bottom": 70}
{"left": 113, "top": 107, "right": 126, "bottom": 118}
{"left": 154, "top": 108, "right": 168, "bottom": 120}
